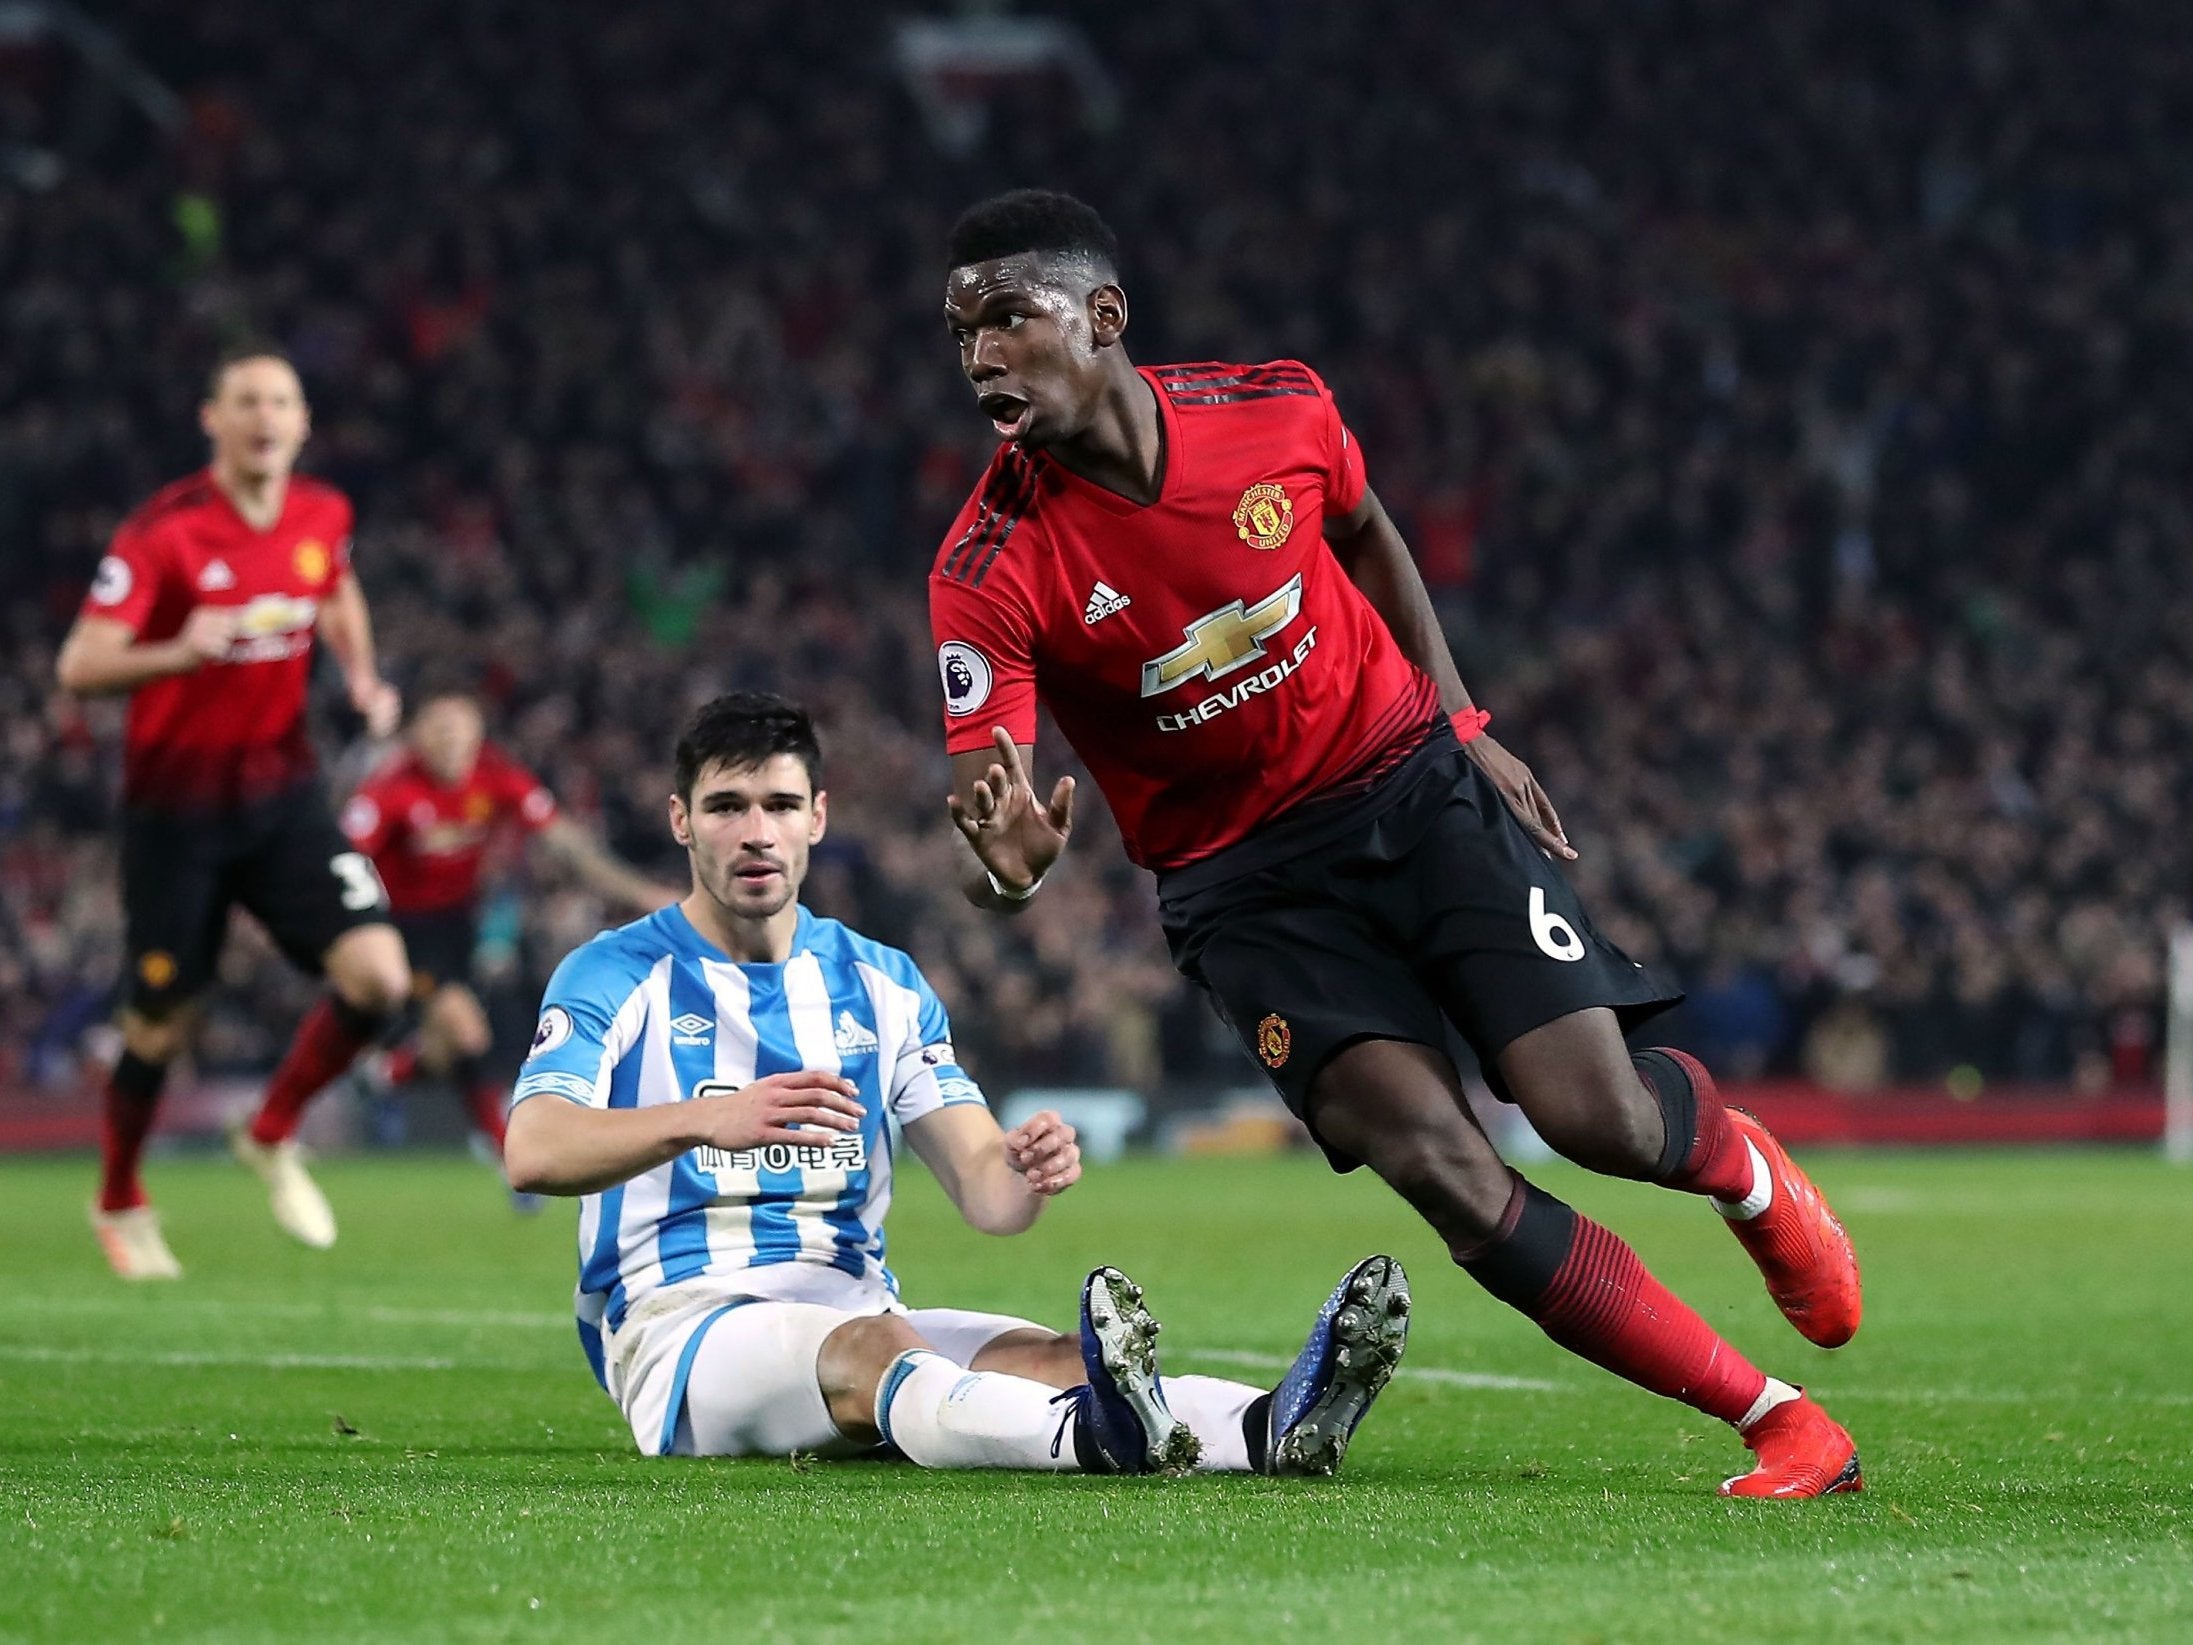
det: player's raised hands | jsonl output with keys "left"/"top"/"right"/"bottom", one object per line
{"left": 696, "top": 1070, "right": 864, "bottom": 1153}
{"left": 1465, "top": 734, "right": 1577, "bottom": 861}
{"left": 947, "top": 726, "right": 1076, "bottom": 895}
{"left": 1002, "top": 1109, "right": 1081, "bottom": 1195}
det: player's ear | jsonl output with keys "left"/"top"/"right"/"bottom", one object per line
{"left": 668, "top": 793, "right": 691, "bottom": 847}
{"left": 1089, "top": 283, "right": 1128, "bottom": 349}
{"left": 809, "top": 789, "right": 828, "bottom": 845}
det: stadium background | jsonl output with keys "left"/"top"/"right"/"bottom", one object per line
{"left": 3, "top": 0, "right": 2188, "bottom": 1146}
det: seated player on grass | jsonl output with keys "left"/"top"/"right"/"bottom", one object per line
{"left": 504, "top": 692, "right": 1413, "bottom": 1473}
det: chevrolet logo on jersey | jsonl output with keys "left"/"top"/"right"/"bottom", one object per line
{"left": 1140, "top": 575, "right": 1305, "bottom": 698}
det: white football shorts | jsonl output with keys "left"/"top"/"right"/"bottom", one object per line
{"left": 606, "top": 1280, "right": 1044, "bottom": 1458}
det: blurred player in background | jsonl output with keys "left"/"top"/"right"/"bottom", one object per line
{"left": 340, "top": 680, "right": 676, "bottom": 1178}
{"left": 505, "top": 692, "right": 1410, "bottom": 1474}
{"left": 929, "top": 191, "right": 1864, "bottom": 1498}
{"left": 54, "top": 347, "right": 411, "bottom": 1278}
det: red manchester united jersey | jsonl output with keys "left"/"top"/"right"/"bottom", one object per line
{"left": 81, "top": 470, "right": 355, "bottom": 810}
{"left": 340, "top": 744, "right": 558, "bottom": 914}
{"left": 929, "top": 361, "right": 1438, "bottom": 871}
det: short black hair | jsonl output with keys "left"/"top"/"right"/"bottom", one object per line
{"left": 409, "top": 664, "right": 479, "bottom": 710}
{"left": 673, "top": 692, "right": 823, "bottom": 801}
{"left": 206, "top": 340, "right": 299, "bottom": 399}
{"left": 947, "top": 189, "right": 1119, "bottom": 275}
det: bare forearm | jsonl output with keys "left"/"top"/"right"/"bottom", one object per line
{"left": 503, "top": 1099, "right": 702, "bottom": 1196}
{"left": 547, "top": 826, "right": 670, "bottom": 912}
{"left": 1330, "top": 501, "right": 1471, "bottom": 713}
{"left": 55, "top": 636, "right": 201, "bottom": 696}
{"left": 953, "top": 1157, "right": 1046, "bottom": 1234}
{"left": 320, "top": 577, "right": 378, "bottom": 685}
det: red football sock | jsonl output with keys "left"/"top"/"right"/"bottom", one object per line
{"left": 98, "top": 1052, "right": 169, "bottom": 1212}
{"left": 1461, "top": 1175, "right": 1768, "bottom": 1426}
{"left": 385, "top": 1044, "right": 421, "bottom": 1087}
{"left": 1635, "top": 1047, "right": 1755, "bottom": 1202}
{"left": 464, "top": 1078, "right": 508, "bottom": 1152}
{"left": 1540, "top": 1216, "right": 1768, "bottom": 1423}
{"left": 249, "top": 997, "right": 385, "bottom": 1146}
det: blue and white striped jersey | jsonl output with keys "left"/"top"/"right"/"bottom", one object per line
{"left": 512, "top": 903, "right": 986, "bottom": 1385}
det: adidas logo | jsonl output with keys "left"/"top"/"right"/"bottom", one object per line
{"left": 833, "top": 1010, "right": 880, "bottom": 1055}
{"left": 1083, "top": 581, "right": 1131, "bottom": 624}
{"left": 668, "top": 1012, "right": 713, "bottom": 1047}
{"left": 198, "top": 559, "right": 236, "bottom": 591}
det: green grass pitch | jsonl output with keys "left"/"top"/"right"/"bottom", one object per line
{"left": 2, "top": 1147, "right": 2188, "bottom": 1643}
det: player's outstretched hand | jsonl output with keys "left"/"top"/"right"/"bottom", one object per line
{"left": 947, "top": 726, "right": 1075, "bottom": 892}
{"left": 1466, "top": 734, "right": 1577, "bottom": 861}
{"left": 697, "top": 1070, "right": 864, "bottom": 1152}
{"left": 1003, "top": 1109, "right": 1081, "bottom": 1195}
{"left": 350, "top": 673, "right": 403, "bottom": 740}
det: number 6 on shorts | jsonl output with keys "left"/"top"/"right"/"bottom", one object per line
{"left": 1528, "top": 886, "right": 1585, "bottom": 962}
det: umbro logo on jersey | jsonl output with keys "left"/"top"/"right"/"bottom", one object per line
{"left": 669, "top": 1012, "right": 713, "bottom": 1047}
{"left": 197, "top": 559, "right": 236, "bottom": 591}
{"left": 1083, "top": 581, "right": 1132, "bottom": 624}
{"left": 833, "top": 1011, "right": 880, "bottom": 1055}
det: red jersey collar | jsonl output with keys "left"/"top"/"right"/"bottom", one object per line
{"left": 203, "top": 466, "right": 297, "bottom": 538}
{"left": 1034, "top": 368, "right": 1177, "bottom": 516}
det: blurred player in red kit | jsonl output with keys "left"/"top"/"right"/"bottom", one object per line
{"left": 55, "top": 348, "right": 411, "bottom": 1277}
{"left": 341, "top": 683, "right": 675, "bottom": 1178}
{"left": 927, "top": 192, "right": 1866, "bottom": 1498}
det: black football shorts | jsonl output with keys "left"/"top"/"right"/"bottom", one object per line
{"left": 1157, "top": 729, "right": 1679, "bottom": 1166}
{"left": 120, "top": 782, "right": 392, "bottom": 1016}
{"left": 392, "top": 905, "right": 480, "bottom": 998}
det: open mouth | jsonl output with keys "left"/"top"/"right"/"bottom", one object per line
{"left": 734, "top": 863, "right": 782, "bottom": 885}
{"left": 978, "top": 392, "right": 1033, "bottom": 439}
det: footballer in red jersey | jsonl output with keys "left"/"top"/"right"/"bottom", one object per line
{"left": 56, "top": 349, "right": 412, "bottom": 1279}
{"left": 928, "top": 192, "right": 1864, "bottom": 1498}
{"left": 341, "top": 684, "right": 674, "bottom": 1171}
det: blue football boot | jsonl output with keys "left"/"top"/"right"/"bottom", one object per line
{"left": 1265, "top": 1254, "right": 1412, "bottom": 1476}
{"left": 1070, "top": 1266, "right": 1202, "bottom": 1474}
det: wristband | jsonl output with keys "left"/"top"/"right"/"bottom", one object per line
{"left": 1451, "top": 707, "right": 1492, "bottom": 744}
{"left": 986, "top": 868, "right": 1046, "bottom": 902}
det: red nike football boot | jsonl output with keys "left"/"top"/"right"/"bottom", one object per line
{"left": 1721, "top": 1110, "right": 1863, "bottom": 1348}
{"left": 1720, "top": 1392, "right": 1863, "bottom": 1498}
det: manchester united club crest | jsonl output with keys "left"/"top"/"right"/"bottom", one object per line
{"left": 1233, "top": 483, "right": 1294, "bottom": 551}
{"left": 1257, "top": 1013, "right": 1292, "bottom": 1069}
{"left": 293, "top": 539, "right": 332, "bottom": 585}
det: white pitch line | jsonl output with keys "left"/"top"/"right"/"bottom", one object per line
{"left": 1812, "top": 1384, "right": 2193, "bottom": 1408}
{"left": 1181, "top": 1346, "right": 1567, "bottom": 1393}
{"left": 0, "top": 1345, "right": 456, "bottom": 1372}
{"left": 25, "top": 1296, "right": 571, "bottom": 1330}
{"left": 22, "top": 1300, "right": 2192, "bottom": 1410}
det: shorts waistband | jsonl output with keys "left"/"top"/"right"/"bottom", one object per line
{"left": 1156, "top": 715, "right": 1458, "bottom": 901}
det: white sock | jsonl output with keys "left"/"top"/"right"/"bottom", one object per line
{"left": 1161, "top": 1375, "right": 1263, "bottom": 1472}
{"left": 1736, "top": 1377, "right": 1802, "bottom": 1431}
{"left": 876, "top": 1350, "right": 1081, "bottom": 1471}
{"left": 1711, "top": 1139, "right": 1774, "bottom": 1221}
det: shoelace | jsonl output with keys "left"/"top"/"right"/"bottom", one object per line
{"left": 1048, "top": 1385, "right": 1090, "bottom": 1462}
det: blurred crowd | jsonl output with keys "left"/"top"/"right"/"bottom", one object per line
{"left": 4, "top": 0, "right": 2188, "bottom": 1103}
